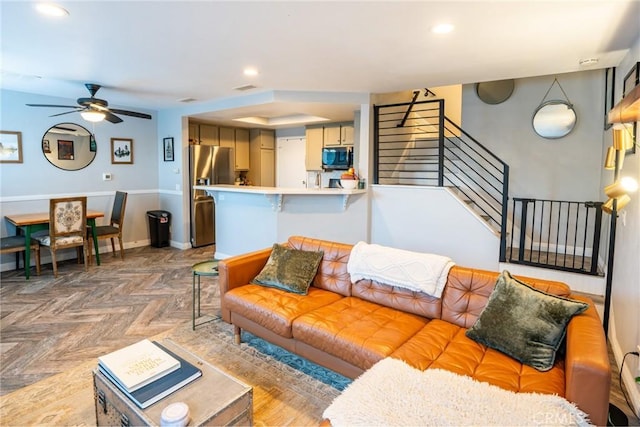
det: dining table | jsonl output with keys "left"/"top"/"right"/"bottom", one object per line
{"left": 4, "top": 210, "right": 105, "bottom": 279}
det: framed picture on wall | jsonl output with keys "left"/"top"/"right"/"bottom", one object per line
{"left": 57, "top": 140, "right": 74, "bottom": 160}
{"left": 163, "top": 137, "right": 174, "bottom": 162}
{"left": 622, "top": 61, "right": 639, "bottom": 155}
{"left": 0, "top": 130, "right": 23, "bottom": 163}
{"left": 111, "top": 138, "right": 133, "bottom": 164}
{"left": 603, "top": 67, "right": 615, "bottom": 130}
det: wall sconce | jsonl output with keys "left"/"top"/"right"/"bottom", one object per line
{"left": 612, "top": 125, "right": 634, "bottom": 151}
{"left": 604, "top": 146, "right": 620, "bottom": 170}
{"left": 602, "top": 176, "right": 638, "bottom": 214}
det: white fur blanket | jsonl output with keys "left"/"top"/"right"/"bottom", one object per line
{"left": 323, "top": 358, "right": 591, "bottom": 426}
{"left": 347, "top": 242, "right": 455, "bottom": 298}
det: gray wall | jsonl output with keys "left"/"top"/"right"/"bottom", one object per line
{"left": 461, "top": 69, "right": 604, "bottom": 202}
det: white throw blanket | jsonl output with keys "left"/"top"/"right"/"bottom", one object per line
{"left": 323, "top": 358, "right": 591, "bottom": 427}
{"left": 347, "top": 242, "right": 455, "bottom": 298}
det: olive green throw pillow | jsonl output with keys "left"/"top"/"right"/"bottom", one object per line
{"left": 465, "top": 271, "right": 588, "bottom": 371}
{"left": 252, "top": 244, "right": 324, "bottom": 295}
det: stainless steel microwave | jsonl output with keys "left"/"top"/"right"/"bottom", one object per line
{"left": 322, "top": 146, "right": 352, "bottom": 170}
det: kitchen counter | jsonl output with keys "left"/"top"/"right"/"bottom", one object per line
{"left": 192, "top": 184, "right": 368, "bottom": 258}
{"left": 194, "top": 184, "right": 366, "bottom": 211}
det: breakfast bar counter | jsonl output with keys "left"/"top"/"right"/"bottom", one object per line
{"left": 193, "top": 184, "right": 368, "bottom": 258}
{"left": 195, "top": 184, "right": 366, "bottom": 211}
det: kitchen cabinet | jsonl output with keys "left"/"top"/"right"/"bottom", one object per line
{"left": 220, "top": 127, "right": 250, "bottom": 170}
{"left": 249, "top": 129, "right": 275, "bottom": 186}
{"left": 189, "top": 123, "right": 219, "bottom": 145}
{"left": 305, "top": 126, "right": 323, "bottom": 171}
{"left": 235, "top": 128, "right": 250, "bottom": 170}
{"left": 323, "top": 122, "right": 354, "bottom": 146}
{"left": 200, "top": 124, "right": 219, "bottom": 146}
{"left": 188, "top": 123, "right": 200, "bottom": 145}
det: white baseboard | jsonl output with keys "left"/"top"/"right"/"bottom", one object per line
{"left": 609, "top": 310, "right": 640, "bottom": 418}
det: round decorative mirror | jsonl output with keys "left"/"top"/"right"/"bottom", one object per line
{"left": 532, "top": 100, "right": 577, "bottom": 139}
{"left": 475, "top": 79, "right": 515, "bottom": 105}
{"left": 42, "top": 123, "right": 96, "bottom": 170}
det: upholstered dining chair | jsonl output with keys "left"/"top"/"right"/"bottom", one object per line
{"left": 88, "top": 191, "right": 127, "bottom": 264}
{"left": 0, "top": 236, "right": 41, "bottom": 276}
{"left": 34, "top": 197, "right": 88, "bottom": 278}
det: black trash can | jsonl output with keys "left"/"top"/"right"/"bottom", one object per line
{"left": 147, "top": 210, "right": 171, "bottom": 248}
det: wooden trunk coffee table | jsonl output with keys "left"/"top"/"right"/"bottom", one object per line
{"left": 93, "top": 338, "right": 253, "bottom": 426}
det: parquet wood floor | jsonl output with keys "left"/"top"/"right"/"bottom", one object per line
{"left": 1, "top": 245, "right": 217, "bottom": 396}
{"left": 1, "top": 245, "right": 638, "bottom": 424}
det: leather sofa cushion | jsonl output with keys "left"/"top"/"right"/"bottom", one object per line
{"left": 391, "top": 319, "right": 565, "bottom": 396}
{"left": 292, "top": 297, "right": 429, "bottom": 370}
{"left": 287, "top": 236, "right": 353, "bottom": 296}
{"left": 352, "top": 279, "right": 441, "bottom": 319}
{"left": 224, "top": 284, "right": 343, "bottom": 338}
{"left": 441, "top": 266, "right": 572, "bottom": 329}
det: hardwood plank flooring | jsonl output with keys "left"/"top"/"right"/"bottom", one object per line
{"left": 1, "top": 245, "right": 637, "bottom": 425}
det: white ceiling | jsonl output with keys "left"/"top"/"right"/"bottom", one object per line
{"left": 1, "top": 1, "right": 639, "bottom": 127}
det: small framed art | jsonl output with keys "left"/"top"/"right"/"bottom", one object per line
{"left": 603, "top": 67, "right": 615, "bottom": 130}
{"left": 163, "top": 137, "right": 174, "bottom": 162}
{"left": 622, "top": 61, "right": 639, "bottom": 155}
{"left": 0, "top": 130, "right": 23, "bottom": 163}
{"left": 57, "top": 140, "right": 74, "bottom": 160}
{"left": 111, "top": 138, "right": 133, "bottom": 164}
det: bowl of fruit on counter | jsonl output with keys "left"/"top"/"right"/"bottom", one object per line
{"left": 340, "top": 169, "right": 359, "bottom": 189}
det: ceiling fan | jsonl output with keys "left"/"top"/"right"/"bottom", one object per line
{"left": 26, "top": 83, "right": 152, "bottom": 124}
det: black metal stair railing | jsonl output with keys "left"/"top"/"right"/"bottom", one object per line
{"left": 373, "top": 98, "right": 510, "bottom": 261}
{"left": 508, "top": 198, "right": 604, "bottom": 275}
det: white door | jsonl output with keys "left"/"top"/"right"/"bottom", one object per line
{"left": 276, "top": 137, "right": 307, "bottom": 188}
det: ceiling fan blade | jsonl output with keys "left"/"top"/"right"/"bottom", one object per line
{"left": 109, "top": 108, "right": 152, "bottom": 120}
{"left": 26, "top": 104, "right": 79, "bottom": 108}
{"left": 103, "top": 111, "right": 123, "bottom": 124}
{"left": 49, "top": 109, "right": 82, "bottom": 118}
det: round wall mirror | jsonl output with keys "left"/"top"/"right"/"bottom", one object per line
{"left": 475, "top": 79, "right": 515, "bottom": 105}
{"left": 42, "top": 123, "right": 96, "bottom": 170}
{"left": 532, "top": 100, "right": 577, "bottom": 139}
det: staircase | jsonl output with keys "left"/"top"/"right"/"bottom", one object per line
{"left": 373, "top": 95, "right": 606, "bottom": 277}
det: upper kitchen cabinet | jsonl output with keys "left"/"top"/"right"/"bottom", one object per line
{"left": 200, "top": 124, "right": 219, "bottom": 146}
{"left": 323, "top": 122, "right": 354, "bottom": 146}
{"left": 220, "top": 127, "right": 250, "bottom": 170}
{"left": 249, "top": 129, "right": 275, "bottom": 186}
{"left": 235, "top": 128, "right": 250, "bottom": 170}
{"left": 188, "top": 123, "right": 200, "bottom": 145}
{"left": 305, "top": 126, "right": 323, "bottom": 171}
{"left": 189, "top": 122, "right": 219, "bottom": 145}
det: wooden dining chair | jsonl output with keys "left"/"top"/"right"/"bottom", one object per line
{"left": 33, "top": 197, "right": 88, "bottom": 278}
{"left": 0, "top": 236, "right": 41, "bottom": 276}
{"left": 88, "top": 191, "right": 127, "bottom": 264}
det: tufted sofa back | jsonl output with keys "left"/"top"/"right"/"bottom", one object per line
{"left": 287, "top": 236, "right": 352, "bottom": 296}
{"left": 440, "top": 266, "right": 571, "bottom": 328}
{"left": 286, "top": 236, "right": 572, "bottom": 328}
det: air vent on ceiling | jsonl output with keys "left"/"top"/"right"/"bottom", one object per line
{"left": 177, "top": 97, "right": 197, "bottom": 103}
{"left": 233, "top": 84, "right": 257, "bottom": 91}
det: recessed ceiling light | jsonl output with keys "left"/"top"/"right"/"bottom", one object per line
{"left": 431, "top": 23, "right": 454, "bottom": 34}
{"left": 243, "top": 68, "right": 259, "bottom": 77}
{"left": 35, "top": 3, "right": 69, "bottom": 17}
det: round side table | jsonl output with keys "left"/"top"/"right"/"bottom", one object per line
{"left": 192, "top": 260, "right": 219, "bottom": 330}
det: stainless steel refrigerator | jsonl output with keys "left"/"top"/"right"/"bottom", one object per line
{"left": 189, "top": 146, "right": 235, "bottom": 247}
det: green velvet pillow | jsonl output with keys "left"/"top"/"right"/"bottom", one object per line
{"left": 465, "top": 270, "right": 588, "bottom": 371}
{"left": 251, "top": 243, "right": 324, "bottom": 295}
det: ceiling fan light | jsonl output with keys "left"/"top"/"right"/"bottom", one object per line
{"left": 81, "top": 110, "right": 105, "bottom": 122}
{"left": 35, "top": 3, "right": 69, "bottom": 17}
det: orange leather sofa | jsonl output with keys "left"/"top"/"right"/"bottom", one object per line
{"left": 219, "top": 236, "right": 611, "bottom": 426}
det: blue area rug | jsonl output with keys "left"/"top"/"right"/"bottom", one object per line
{"left": 242, "top": 331, "right": 352, "bottom": 391}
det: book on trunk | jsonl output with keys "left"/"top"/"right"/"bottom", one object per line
{"left": 98, "top": 342, "right": 202, "bottom": 409}
{"left": 98, "top": 339, "right": 180, "bottom": 392}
